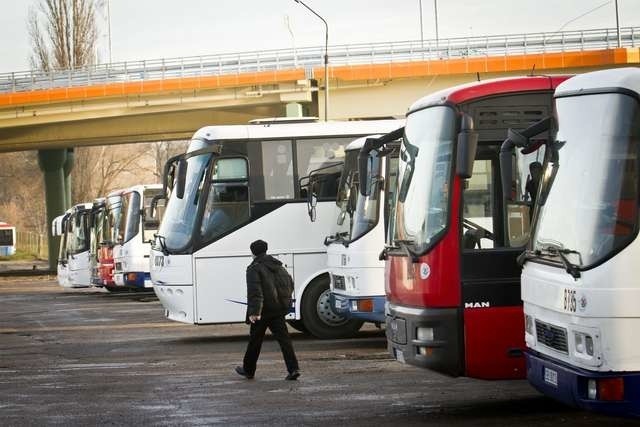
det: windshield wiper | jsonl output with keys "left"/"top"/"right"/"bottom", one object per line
{"left": 155, "top": 233, "right": 169, "bottom": 256}
{"left": 519, "top": 245, "right": 582, "bottom": 279}
{"left": 324, "top": 231, "right": 349, "bottom": 246}
{"left": 395, "top": 239, "right": 420, "bottom": 263}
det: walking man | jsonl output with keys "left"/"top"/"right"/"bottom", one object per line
{"left": 235, "top": 239, "right": 300, "bottom": 380}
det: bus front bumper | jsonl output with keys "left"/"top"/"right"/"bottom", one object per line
{"left": 526, "top": 350, "right": 640, "bottom": 417}
{"left": 330, "top": 293, "right": 385, "bottom": 323}
{"left": 386, "top": 303, "right": 463, "bottom": 377}
{"left": 153, "top": 284, "right": 194, "bottom": 324}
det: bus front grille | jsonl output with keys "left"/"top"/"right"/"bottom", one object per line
{"left": 535, "top": 319, "right": 568, "bottom": 353}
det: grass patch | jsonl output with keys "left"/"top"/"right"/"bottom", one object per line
{"left": 0, "top": 250, "right": 40, "bottom": 262}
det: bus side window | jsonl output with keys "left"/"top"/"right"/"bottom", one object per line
{"left": 261, "top": 141, "right": 294, "bottom": 200}
{"left": 295, "top": 137, "right": 350, "bottom": 199}
{"left": 462, "top": 159, "right": 495, "bottom": 250}
{"left": 505, "top": 147, "right": 545, "bottom": 247}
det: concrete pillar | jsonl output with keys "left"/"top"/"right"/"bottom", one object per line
{"left": 286, "top": 102, "right": 303, "bottom": 118}
{"left": 63, "top": 148, "right": 74, "bottom": 208}
{"left": 38, "top": 149, "right": 67, "bottom": 270}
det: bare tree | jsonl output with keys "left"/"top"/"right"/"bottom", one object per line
{"left": 0, "top": 152, "right": 47, "bottom": 235}
{"left": 71, "top": 143, "right": 167, "bottom": 203}
{"left": 145, "top": 141, "right": 189, "bottom": 181}
{"left": 28, "top": 0, "right": 98, "bottom": 71}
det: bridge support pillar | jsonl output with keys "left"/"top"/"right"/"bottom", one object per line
{"left": 286, "top": 102, "right": 303, "bottom": 118}
{"left": 38, "top": 149, "right": 70, "bottom": 270}
{"left": 63, "top": 148, "right": 74, "bottom": 208}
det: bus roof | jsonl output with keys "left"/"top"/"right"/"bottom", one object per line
{"left": 345, "top": 135, "right": 386, "bottom": 152}
{"left": 191, "top": 120, "right": 403, "bottom": 143}
{"left": 408, "top": 75, "right": 572, "bottom": 114}
{"left": 122, "top": 184, "right": 163, "bottom": 195}
{"left": 555, "top": 67, "right": 640, "bottom": 98}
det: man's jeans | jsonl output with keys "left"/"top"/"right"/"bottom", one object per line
{"left": 243, "top": 315, "right": 299, "bottom": 376}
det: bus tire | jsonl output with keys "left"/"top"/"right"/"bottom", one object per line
{"left": 301, "top": 274, "right": 363, "bottom": 339}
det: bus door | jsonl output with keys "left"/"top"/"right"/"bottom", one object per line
{"left": 460, "top": 146, "right": 527, "bottom": 379}
{"left": 194, "top": 156, "right": 254, "bottom": 323}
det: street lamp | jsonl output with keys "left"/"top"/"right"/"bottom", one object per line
{"left": 615, "top": 0, "right": 621, "bottom": 48}
{"left": 294, "top": 0, "right": 329, "bottom": 121}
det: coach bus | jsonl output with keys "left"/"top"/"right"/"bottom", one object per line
{"left": 113, "top": 184, "right": 163, "bottom": 289}
{"left": 382, "top": 75, "right": 570, "bottom": 379}
{"left": 57, "top": 203, "right": 93, "bottom": 287}
{"left": 515, "top": 68, "right": 640, "bottom": 416}
{"left": 0, "top": 221, "right": 16, "bottom": 257}
{"left": 326, "top": 133, "right": 401, "bottom": 324}
{"left": 151, "top": 119, "right": 401, "bottom": 338}
{"left": 97, "top": 190, "right": 124, "bottom": 291}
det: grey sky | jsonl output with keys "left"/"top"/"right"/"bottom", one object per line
{"left": 1, "top": 0, "right": 639, "bottom": 73}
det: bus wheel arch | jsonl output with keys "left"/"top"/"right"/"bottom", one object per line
{"left": 299, "top": 273, "right": 363, "bottom": 339}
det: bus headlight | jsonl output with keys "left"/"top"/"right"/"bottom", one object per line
{"left": 417, "top": 327, "right": 434, "bottom": 341}
{"left": 524, "top": 314, "right": 534, "bottom": 335}
{"left": 574, "top": 332, "right": 594, "bottom": 356}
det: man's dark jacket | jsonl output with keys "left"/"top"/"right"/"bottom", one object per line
{"left": 246, "top": 254, "right": 287, "bottom": 323}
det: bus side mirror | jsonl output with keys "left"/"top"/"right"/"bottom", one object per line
{"left": 149, "top": 194, "right": 165, "bottom": 219}
{"left": 308, "top": 193, "right": 318, "bottom": 222}
{"left": 175, "top": 158, "right": 188, "bottom": 199}
{"left": 456, "top": 129, "right": 478, "bottom": 179}
{"left": 358, "top": 151, "right": 370, "bottom": 197}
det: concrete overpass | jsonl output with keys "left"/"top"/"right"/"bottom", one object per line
{"left": 0, "top": 26, "right": 638, "bottom": 267}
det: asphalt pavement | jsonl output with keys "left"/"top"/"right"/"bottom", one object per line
{"left": 0, "top": 277, "right": 635, "bottom": 426}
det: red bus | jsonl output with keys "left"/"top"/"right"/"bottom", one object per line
{"left": 378, "top": 75, "right": 570, "bottom": 379}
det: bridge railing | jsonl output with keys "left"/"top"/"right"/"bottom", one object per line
{"left": 0, "top": 27, "right": 638, "bottom": 94}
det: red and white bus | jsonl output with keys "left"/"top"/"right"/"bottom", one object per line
{"left": 383, "top": 75, "right": 570, "bottom": 379}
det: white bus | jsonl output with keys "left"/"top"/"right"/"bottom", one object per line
{"left": 0, "top": 221, "right": 16, "bottom": 257}
{"left": 113, "top": 184, "right": 163, "bottom": 289}
{"left": 513, "top": 68, "right": 640, "bottom": 416}
{"left": 325, "top": 132, "right": 401, "bottom": 324}
{"left": 151, "top": 119, "right": 402, "bottom": 338}
{"left": 55, "top": 203, "right": 93, "bottom": 288}
{"left": 52, "top": 214, "right": 69, "bottom": 286}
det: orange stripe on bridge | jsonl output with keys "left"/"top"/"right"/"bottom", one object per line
{"left": 1, "top": 48, "right": 638, "bottom": 108}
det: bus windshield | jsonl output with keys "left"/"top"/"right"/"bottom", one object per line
{"left": 159, "top": 139, "right": 213, "bottom": 252}
{"left": 120, "top": 191, "right": 141, "bottom": 244}
{"left": 349, "top": 151, "right": 387, "bottom": 243}
{"left": 106, "top": 195, "right": 122, "bottom": 245}
{"left": 67, "top": 212, "right": 89, "bottom": 254}
{"left": 336, "top": 149, "right": 359, "bottom": 216}
{"left": 533, "top": 93, "right": 640, "bottom": 269}
{"left": 390, "top": 106, "right": 456, "bottom": 254}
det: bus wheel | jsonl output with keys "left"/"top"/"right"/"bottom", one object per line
{"left": 301, "top": 275, "right": 363, "bottom": 339}
{"left": 286, "top": 320, "right": 308, "bottom": 334}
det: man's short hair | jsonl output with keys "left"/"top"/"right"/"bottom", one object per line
{"left": 250, "top": 239, "right": 268, "bottom": 256}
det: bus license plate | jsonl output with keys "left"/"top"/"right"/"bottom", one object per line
{"left": 395, "top": 349, "right": 405, "bottom": 364}
{"left": 544, "top": 367, "right": 558, "bottom": 387}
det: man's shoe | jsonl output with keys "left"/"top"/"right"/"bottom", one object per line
{"left": 285, "top": 370, "right": 300, "bottom": 381}
{"left": 235, "top": 366, "right": 254, "bottom": 379}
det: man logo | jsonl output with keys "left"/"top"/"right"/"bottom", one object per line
{"left": 464, "top": 302, "right": 490, "bottom": 308}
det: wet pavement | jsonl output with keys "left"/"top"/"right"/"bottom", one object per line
{"left": 0, "top": 278, "right": 635, "bottom": 426}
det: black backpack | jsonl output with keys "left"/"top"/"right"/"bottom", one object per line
{"left": 272, "top": 265, "right": 295, "bottom": 312}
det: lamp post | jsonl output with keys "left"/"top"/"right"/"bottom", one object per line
{"left": 615, "top": 0, "right": 621, "bottom": 48}
{"left": 294, "top": 0, "right": 329, "bottom": 121}
{"left": 419, "top": 0, "right": 424, "bottom": 48}
{"left": 434, "top": 0, "right": 439, "bottom": 46}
